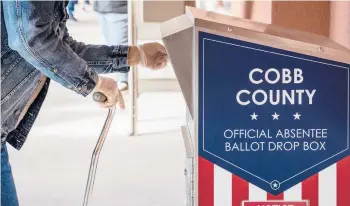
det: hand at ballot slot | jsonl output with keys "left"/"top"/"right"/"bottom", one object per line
{"left": 128, "top": 42, "right": 169, "bottom": 70}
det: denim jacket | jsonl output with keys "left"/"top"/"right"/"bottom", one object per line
{"left": 1, "top": 1, "right": 130, "bottom": 150}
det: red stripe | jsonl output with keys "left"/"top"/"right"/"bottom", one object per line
{"left": 267, "top": 192, "right": 284, "bottom": 200}
{"left": 337, "top": 156, "right": 350, "bottom": 206}
{"left": 198, "top": 157, "right": 214, "bottom": 206}
{"left": 302, "top": 174, "right": 319, "bottom": 206}
{"left": 231, "top": 174, "right": 249, "bottom": 206}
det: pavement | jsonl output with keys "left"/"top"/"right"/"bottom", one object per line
{"left": 7, "top": 8, "right": 187, "bottom": 206}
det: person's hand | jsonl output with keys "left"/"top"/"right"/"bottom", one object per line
{"left": 128, "top": 42, "right": 169, "bottom": 70}
{"left": 93, "top": 76, "right": 125, "bottom": 109}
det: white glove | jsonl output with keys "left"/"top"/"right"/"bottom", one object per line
{"left": 93, "top": 76, "right": 125, "bottom": 109}
{"left": 128, "top": 42, "right": 169, "bottom": 70}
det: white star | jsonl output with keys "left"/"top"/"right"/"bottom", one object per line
{"left": 272, "top": 112, "right": 280, "bottom": 120}
{"left": 293, "top": 112, "right": 301, "bottom": 120}
{"left": 250, "top": 112, "right": 258, "bottom": 120}
{"left": 273, "top": 183, "right": 278, "bottom": 188}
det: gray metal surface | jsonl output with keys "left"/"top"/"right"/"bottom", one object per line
{"left": 160, "top": 15, "right": 194, "bottom": 117}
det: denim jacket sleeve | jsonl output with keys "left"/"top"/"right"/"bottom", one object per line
{"left": 63, "top": 26, "right": 130, "bottom": 74}
{"left": 2, "top": 1, "right": 98, "bottom": 97}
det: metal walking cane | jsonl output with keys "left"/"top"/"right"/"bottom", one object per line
{"left": 83, "top": 92, "right": 116, "bottom": 206}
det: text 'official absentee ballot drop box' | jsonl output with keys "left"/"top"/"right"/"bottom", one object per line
{"left": 160, "top": 7, "right": 350, "bottom": 206}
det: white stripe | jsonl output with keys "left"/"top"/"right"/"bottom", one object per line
{"left": 284, "top": 183, "right": 302, "bottom": 201}
{"left": 249, "top": 183, "right": 267, "bottom": 201}
{"left": 319, "top": 164, "right": 337, "bottom": 206}
{"left": 214, "top": 165, "right": 232, "bottom": 206}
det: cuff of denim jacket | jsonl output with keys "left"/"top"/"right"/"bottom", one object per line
{"left": 112, "top": 45, "right": 129, "bottom": 69}
{"left": 76, "top": 66, "right": 99, "bottom": 97}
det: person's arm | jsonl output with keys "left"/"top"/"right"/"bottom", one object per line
{"left": 2, "top": 1, "right": 97, "bottom": 96}
{"left": 62, "top": 26, "right": 130, "bottom": 74}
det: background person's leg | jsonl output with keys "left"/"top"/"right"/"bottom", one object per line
{"left": 67, "top": 0, "right": 78, "bottom": 21}
{"left": 97, "top": 14, "right": 110, "bottom": 45}
{"left": 99, "top": 13, "right": 129, "bottom": 91}
{"left": 1, "top": 145, "right": 19, "bottom": 206}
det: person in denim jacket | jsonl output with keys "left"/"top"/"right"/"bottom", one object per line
{"left": 1, "top": 1, "right": 168, "bottom": 205}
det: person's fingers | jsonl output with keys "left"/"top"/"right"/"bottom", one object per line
{"left": 165, "top": 53, "right": 170, "bottom": 62}
{"left": 153, "top": 53, "right": 168, "bottom": 70}
{"left": 98, "top": 89, "right": 124, "bottom": 109}
{"left": 160, "top": 54, "right": 169, "bottom": 63}
{"left": 156, "top": 43, "right": 167, "bottom": 54}
{"left": 98, "top": 91, "right": 116, "bottom": 108}
{"left": 94, "top": 77, "right": 118, "bottom": 107}
{"left": 155, "top": 60, "right": 167, "bottom": 70}
{"left": 138, "top": 42, "right": 168, "bottom": 70}
{"left": 99, "top": 99, "right": 114, "bottom": 108}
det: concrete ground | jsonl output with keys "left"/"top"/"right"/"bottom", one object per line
{"left": 7, "top": 7, "right": 187, "bottom": 206}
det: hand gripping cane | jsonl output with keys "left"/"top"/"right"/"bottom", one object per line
{"left": 83, "top": 92, "right": 116, "bottom": 206}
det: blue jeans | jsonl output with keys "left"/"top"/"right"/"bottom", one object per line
{"left": 98, "top": 13, "right": 129, "bottom": 83}
{"left": 1, "top": 145, "right": 19, "bottom": 206}
{"left": 67, "top": 0, "right": 78, "bottom": 13}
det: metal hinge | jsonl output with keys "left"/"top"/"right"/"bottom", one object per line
{"left": 185, "top": 157, "right": 194, "bottom": 206}
{"left": 190, "top": 157, "right": 194, "bottom": 206}
{"left": 181, "top": 125, "right": 194, "bottom": 206}
{"left": 184, "top": 156, "right": 195, "bottom": 206}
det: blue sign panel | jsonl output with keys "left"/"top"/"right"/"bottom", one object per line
{"left": 198, "top": 31, "right": 350, "bottom": 195}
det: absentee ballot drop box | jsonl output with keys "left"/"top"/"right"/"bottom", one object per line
{"left": 160, "top": 7, "right": 350, "bottom": 206}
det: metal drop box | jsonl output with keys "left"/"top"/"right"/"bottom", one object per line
{"left": 160, "top": 6, "right": 350, "bottom": 206}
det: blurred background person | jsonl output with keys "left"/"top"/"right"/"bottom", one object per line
{"left": 198, "top": 0, "right": 232, "bottom": 15}
{"left": 67, "top": 0, "right": 91, "bottom": 21}
{"left": 93, "top": 0, "right": 129, "bottom": 91}
{"left": 67, "top": 0, "right": 79, "bottom": 21}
